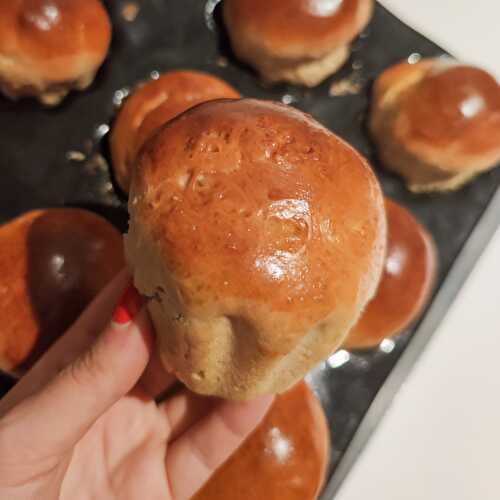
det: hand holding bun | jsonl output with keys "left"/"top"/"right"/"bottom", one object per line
{"left": 370, "top": 58, "right": 500, "bottom": 192}
{"left": 111, "top": 70, "right": 240, "bottom": 192}
{"left": 223, "top": 0, "right": 373, "bottom": 87}
{"left": 0, "top": 0, "right": 111, "bottom": 105}
{"left": 125, "top": 98, "right": 386, "bottom": 400}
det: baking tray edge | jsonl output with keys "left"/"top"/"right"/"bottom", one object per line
{"left": 321, "top": 184, "right": 500, "bottom": 498}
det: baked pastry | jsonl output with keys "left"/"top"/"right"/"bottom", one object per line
{"left": 126, "top": 98, "right": 386, "bottom": 400}
{"left": 370, "top": 58, "right": 500, "bottom": 192}
{"left": 344, "top": 198, "right": 436, "bottom": 350}
{"left": 0, "top": 0, "right": 111, "bottom": 106}
{"left": 0, "top": 209, "right": 124, "bottom": 376}
{"left": 223, "top": 0, "right": 374, "bottom": 87}
{"left": 194, "top": 381, "right": 329, "bottom": 500}
{"left": 110, "top": 70, "right": 241, "bottom": 193}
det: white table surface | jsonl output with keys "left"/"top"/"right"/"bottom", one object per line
{"left": 335, "top": 2, "right": 500, "bottom": 499}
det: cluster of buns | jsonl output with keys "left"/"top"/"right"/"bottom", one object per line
{"left": 0, "top": 0, "right": 378, "bottom": 105}
{"left": 0, "top": 0, "right": 111, "bottom": 105}
{"left": 4, "top": 1, "right": 500, "bottom": 498}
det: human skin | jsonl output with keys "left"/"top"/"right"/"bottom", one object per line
{"left": 0, "top": 270, "right": 273, "bottom": 499}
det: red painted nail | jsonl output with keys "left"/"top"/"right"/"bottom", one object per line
{"left": 112, "top": 283, "right": 144, "bottom": 325}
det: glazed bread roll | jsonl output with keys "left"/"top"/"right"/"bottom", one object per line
{"left": 194, "top": 381, "right": 329, "bottom": 500}
{"left": 0, "top": 209, "right": 124, "bottom": 376}
{"left": 344, "top": 198, "right": 436, "bottom": 350}
{"left": 223, "top": 0, "right": 374, "bottom": 87}
{"left": 126, "top": 98, "right": 386, "bottom": 400}
{"left": 111, "top": 70, "right": 240, "bottom": 193}
{"left": 370, "top": 58, "right": 500, "bottom": 192}
{"left": 0, "top": 0, "right": 111, "bottom": 106}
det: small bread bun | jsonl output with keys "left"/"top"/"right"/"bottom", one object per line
{"left": 223, "top": 0, "right": 373, "bottom": 87}
{"left": 370, "top": 58, "right": 500, "bottom": 192}
{"left": 126, "top": 98, "right": 386, "bottom": 400}
{"left": 194, "top": 381, "right": 329, "bottom": 500}
{"left": 111, "top": 70, "right": 240, "bottom": 193}
{"left": 344, "top": 198, "right": 436, "bottom": 350}
{"left": 0, "top": 0, "right": 111, "bottom": 106}
{"left": 0, "top": 209, "right": 124, "bottom": 376}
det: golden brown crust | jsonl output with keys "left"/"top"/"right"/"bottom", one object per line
{"left": 0, "top": 0, "right": 111, "bottom": 105}
{"left": 110, "top": 70, "right": 240, "bottom": 193}
{"left": 224, "top": 0, "right": 373, "bottom": 59}
{"left": 126, "top": 98, "right": 386, "bottom": 399}
{"left": 370, "top": 58, "right": 500, "bottom": 192}
{"left": 193, "top": 381, "right": 329, "bottom": 500}
{"left": 344, "top": 198, "right": 437, "bottom": 350}
{"left": 0, "top": 209, "right": 124, "bottom": 376}
{"left": 223, "top": 0, "right": 373, "bottom": 86}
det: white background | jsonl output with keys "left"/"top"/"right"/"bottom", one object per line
{"left": 335, "top": 1, "right": 500, "bottom": 499}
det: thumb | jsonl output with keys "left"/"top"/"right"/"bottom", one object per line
{"left": 1, "top": 284, "right": 152, "bottom": 452}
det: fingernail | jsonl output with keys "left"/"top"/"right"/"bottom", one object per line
{"left": 112, "top": 282, "right": 145, "bottom": 326}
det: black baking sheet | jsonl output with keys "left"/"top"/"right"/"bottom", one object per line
{"left": 0, "top": 1, "right": 499, "bottom": 497}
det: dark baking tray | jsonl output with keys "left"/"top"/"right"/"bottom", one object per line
{"left": 1, "top": 1, "right": 499, "bottom": 497}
